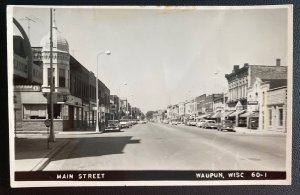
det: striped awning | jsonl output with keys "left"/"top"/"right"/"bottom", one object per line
{"left": 222, "top": 111, "right": 234, "bottom": 117}
{"left": 240, "top": 112, "right": 250, "bottom": 117}
{"left": 196, "top": 114, "right": 211, "bottom": 119}
{"left": 211, "top": 112, "right": 221, "bottom": 118}
{"left": 240, "top": 111, "right": 259, "bottom": 118}
{"left": 228, "top": 110, "right": 246, "bottom": 117}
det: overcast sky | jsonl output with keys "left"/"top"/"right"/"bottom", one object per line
{"left": 13, "top": 6, "right": 289, "bottom": 113}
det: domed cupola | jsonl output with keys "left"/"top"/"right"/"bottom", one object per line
{"left": 40, "top": 22, "right": 69, "bottom": 53}
{"left": 40, "top": 16, "right": 70, "bottom": 95}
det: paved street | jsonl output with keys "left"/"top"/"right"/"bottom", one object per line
{"left": 43, "top": 123, "right": 286, "bottom": 171}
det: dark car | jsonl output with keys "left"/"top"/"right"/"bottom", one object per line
{"left": 217, "top": 120, "right": 235, "bottom": 132}
{"left": 105, "top": 120, "right": 121, "bottom": 131}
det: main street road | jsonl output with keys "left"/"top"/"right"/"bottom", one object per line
{"left": 44, "top": 123, "right": 286, "bottom": 171}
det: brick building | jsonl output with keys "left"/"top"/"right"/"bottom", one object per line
{"left": 225, "top": 59, "right": 287, "bottom": 127}
{"left": 204, "top": 94, "right": 223, "bottom": 114}
{"left": 109, "top": 95, "right": 120, "bottom": 120}
{"left": 178, "top": 102, "right": 185, "bottom": 121}
{"left": 13, "top": 19, "right": 110, "bottom": 132}
{"left": 247, "top": 77, "right": 287, "bottom": 130}
{"left": 195, "top": 94, "right": 206, "bottom": 116}
{"left": 265, "top": 87, "right": 287, "bottom": 132}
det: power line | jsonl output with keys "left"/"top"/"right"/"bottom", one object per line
{"left": 20, "top": 16, "right": 41, "bottom": 41}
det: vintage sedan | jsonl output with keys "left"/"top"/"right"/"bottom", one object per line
{"left": 196, "top": 119, "right": 206, "bottom": 128}
{"left": 120, "top": 119, "right": 130, "bottom": 129}
{"left": 202, "top": 120, "right": 218, "bottom": 129}
{"left": 217, "top": 120, "right": 235, "bottom": 132}
{"left": 105, "top": 120, "right": 121, "bottom": 131}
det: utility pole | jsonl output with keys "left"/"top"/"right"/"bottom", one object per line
{"left": 49, "top": 8, "right": 55, "bottom": 142}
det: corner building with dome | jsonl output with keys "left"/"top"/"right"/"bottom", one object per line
{"left": 14, "top": 19, "right": 111, "bottom": 132}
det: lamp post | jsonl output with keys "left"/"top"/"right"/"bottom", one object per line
{"left": 95, "top": 51, "right": 111, "bottom": 133}
{"left": 118, "top": 82, "right": 127, "bottom": 99}
{"left": 214, "top": 72, "right": 227, "bottom": 121}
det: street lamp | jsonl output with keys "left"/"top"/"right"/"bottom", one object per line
{"left": 118, "top": 82, "right": 127, "bottom": 99}
{"left": 95, "top": 50, "right": 111, "bottom": 133}
{"left": 214, "top": 72, "right": 227, "bottom": 120}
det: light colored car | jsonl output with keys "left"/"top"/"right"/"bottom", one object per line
{"left": 189, "top": 120, "right": 197, "bottom": 126}
{"left": 196, "top": 120, "right": 206, "bottom": 128}
{"left": 171, "top": 120, "right": 178, "bottom": 125}
{"left": 202, "top": 120, "right": 217, "bottom": 129}
{"left": 120, "top": 119, "right": 130, "bottom": 128}
{"left": 163, "top": 119, "right": 169, "bottom": 124}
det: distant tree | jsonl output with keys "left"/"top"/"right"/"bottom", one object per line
{"left": 140, "top": 113, "right": 145, "bottom": 120}
{"left": 146, "top": 111, "right": 155, "bottom": 120}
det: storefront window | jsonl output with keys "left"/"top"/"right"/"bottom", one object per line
{"left": 62, "top": 105, "right": 69, "bottom": 120}
{"left": 79, "top": 108, "right": 82, "bottom": 121}
{"left": 47, "top": 104, "right": 62, "bottom": 119}
{"left": 47, "top": 68, "right": 55, "bottom": 86}
{"left": 74, "top": 107, "right": 77, "bottom": 120}
{"left": 269, "top": 109, "right": 272, "bottom": 126}
{"left": 279, "top": 108, "right": 283, "bottom": 126}
{"left": 59, "top": 68, "right": 65, "bottom": 87}
{"left": 23, "top": 104, "right": 47, "bottom": 119}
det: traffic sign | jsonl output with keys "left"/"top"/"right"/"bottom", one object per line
{"left": 44, "top": 119, "right": 51, "bottom": 127}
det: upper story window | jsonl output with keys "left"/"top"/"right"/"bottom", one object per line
{"left": 59, "top": 68, "right": 66, "bottom": 87}
{"left": 47, "top": 68, "right": 55, "bottom": 86}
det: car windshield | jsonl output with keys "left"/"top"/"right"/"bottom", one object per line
{"left": 120, "top": 119, "right": 128, "bottom": 122}
{"left": 207, "top": 121, "right": 215, "bottom": 123}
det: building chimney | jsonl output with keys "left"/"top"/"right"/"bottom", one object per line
{"left": 244, "top": 63, "right": 249, "bottom": 67}
{"left": 233, "top": 65, "right": 239, "bottom": 73}
{"left": 276, "top": 58, "right": 281, "bottom": 66}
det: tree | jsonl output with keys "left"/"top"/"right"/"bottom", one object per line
{"left": 146, "top": 111, "right": 155, "bottom": 120}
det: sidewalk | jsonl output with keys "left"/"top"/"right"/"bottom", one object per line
{"left": 233, "top": 127, "right": 286, "bottom": 136}
{"left": 15, "top": 135, "right": 71, "bottom": 171}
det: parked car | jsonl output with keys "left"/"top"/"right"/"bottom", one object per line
{"left": 131, "top": 120, "right": 137, "bottom": 125}
{"left": 171, "top": 120, "right": 178, "bottom": 125}
{"left": 217, "top": 120, "right": 235, "bottom": 131}
{"left": 196, "top": 119, "right": 206, "bottom": 128}
{"left": 128, "top": 120, "right": 134, "bottom": 126}
{"left": 105, "top": 120, "right": 121, "bottom": 131}
{"left": 120, "top": 119, "right": 130, "bottom": 128}
{"left": 163, "top": 119, "right": 169, "bottom": 124}
{"left": 177, "top": 121, "right": 184, "bottom": 125}
{"left": 202, "top": 120, "right": 217, "bottom": 129}
{"left": 188, "top": 120, "right": 197, "bottom": 126}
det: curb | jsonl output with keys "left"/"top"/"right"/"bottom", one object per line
{"left": 233, "top": 130, "right": 286, "bottom": 136}
{"left": 31, "top": 139, "right": 71, "bottom": 171}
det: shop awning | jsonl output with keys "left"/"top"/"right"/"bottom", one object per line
{"left": 211, "top": 112, "right": 221, "bottom": 118}
{"left": 250, "top": 112, "right": 259, "bottom": 118}
{"left": 240, "top": 112, "right": 259, "bottom": 118}
{"left": 240, "top": 112, "right": 250, "bottom": 117}
{"left": 196, "top": 114, "right": 211, "bottom": 119}
{"left": 222, "top": 111, "right": 234, "bottom": 118}
{"left": 228, "top": 110, "right": 246, "bottom": 117}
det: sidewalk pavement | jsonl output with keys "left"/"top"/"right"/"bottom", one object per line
{"left": 15, "top": 135, "right": 71, "bottom": 171}
{"left": 233, "top": 127, "right": 286, "bottom": 136}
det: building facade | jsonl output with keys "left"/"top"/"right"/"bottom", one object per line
{"left": 225, "top": 59, "right": 287, "bottom": 127}
{"left": 13, "top": 18, "right": 110, "bottom": 132}
{"left": 265, "top": 87, "right": 287, "bottom": 132}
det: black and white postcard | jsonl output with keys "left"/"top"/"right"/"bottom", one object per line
{"left": 7, "top": 5, "right": 293, "bottom": 187}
